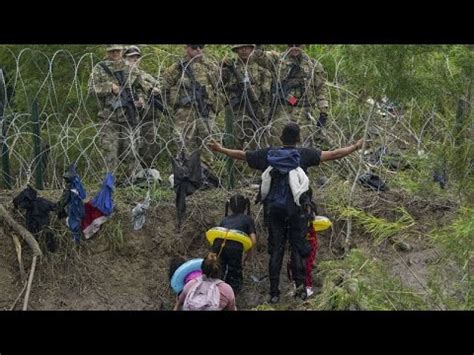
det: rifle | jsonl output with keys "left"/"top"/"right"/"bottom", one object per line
{"left": 148, "top": 92, "right": 168, "bottom": 114}
{"left": 99, "top": 63, "right": 139, "bottom": 127}
{"left": 227, "top": 63, "right": 266, "bottom": 127}
{"left": 268, "top": 63, "right": 304, "bottom": 121}
{"left": 179, "top": 60, "right": 210, "bottom": 119}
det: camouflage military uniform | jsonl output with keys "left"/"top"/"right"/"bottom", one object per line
{"left": 162, "top": 56, "right": 222, "bottom": 167}
{"left": 136, "top": 68, "right": 170, "bottom": 168}
{"left": 88, "top": 59, "right": 146, "bottom": 178}
{"left": 254, "top": 49, "right": 329, "bottom": 146}
{"left": 221, "top": 56, "right": 272, "bottom": 150}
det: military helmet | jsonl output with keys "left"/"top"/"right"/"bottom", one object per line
{"left": 231, "top": 44, "right": 256, "bottom": 52}
{"left": 106, "top": 44, "right": 124, "bottom": 51}
{"left": 124, "top": 45, "right": 141, "bottom": 57}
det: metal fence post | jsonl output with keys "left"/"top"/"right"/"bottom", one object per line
{"left": 224, "top": 105, "right": 235, "bottom": 190}
{"left": 0, "top": 68, "right": 11, "bottom": 189}
{"left": 31, "top": 99, "right": 43, "bottom": 190}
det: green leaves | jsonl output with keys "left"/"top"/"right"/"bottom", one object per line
{"left": 430, "top": 207, "right": 474, "bottom": 273}
{"left": 312, "top": 249, "right": 427, "bottom": 310}
{"left": 338, "top": 206, "right": 415, "bottom": 245}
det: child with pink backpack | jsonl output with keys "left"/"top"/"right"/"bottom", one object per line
{"left": 175, "top": 253, "right": 237, "bottom": 311}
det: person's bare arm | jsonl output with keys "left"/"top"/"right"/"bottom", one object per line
{"left": 175, "top": 289, "right": 187, "bottom": 311}
{"left": 249, "top": 233, "right": 257, "bottom": 248}
{"left": 208, "top": 140, "right": 246, "bottom": 161}
{"left": 321, "top": 139, "right": 364, "bottom": 162}
{"left": 173, "top": 296, "right": 180, "bottom": 311}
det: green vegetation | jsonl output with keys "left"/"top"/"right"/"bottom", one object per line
{"left": 1, "top": 44, "right": 472, "bottom": 310}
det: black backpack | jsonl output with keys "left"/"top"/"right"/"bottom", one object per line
{"left": 265, "top": 148, "right": 301, "bottom": 213}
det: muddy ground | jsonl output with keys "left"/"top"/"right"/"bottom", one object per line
{"left": 0, "top": 183, "right": 460, "bottom": 310}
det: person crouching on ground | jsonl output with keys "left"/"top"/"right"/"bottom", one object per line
{"left": 175, "top": 252, "right": 237, "bottom": 311}
{"left": 209, "top": 122, "right": 363, "bottom": 303}
{"left": 211, "top": 194, "right": 257, "bottom": 295}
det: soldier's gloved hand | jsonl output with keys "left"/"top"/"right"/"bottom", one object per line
{"left": 317, "top": 112, "right": 327, "bottom": 128}
{"left": 111, "top": 84, "right": 120, "bottom": 95}
{"left": 151, "top": 87, "right": 161, "bottom": 95}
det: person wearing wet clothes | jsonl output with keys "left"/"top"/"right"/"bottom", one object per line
{"left": 211, "top": 194, "right": 257, "bottom": 294}
{"left": 209, "top": 122, "right": 363, "bottom": 303}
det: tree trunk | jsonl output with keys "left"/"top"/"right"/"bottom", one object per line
{"left": 0, "top": 204, "right": 42, "bottom": 257}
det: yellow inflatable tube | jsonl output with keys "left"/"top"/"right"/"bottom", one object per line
{"left": 206, "top": 227, "right": 253, "bottom": 252}
{"left": 312, "top": 216, "right": 332, "bottom": 232}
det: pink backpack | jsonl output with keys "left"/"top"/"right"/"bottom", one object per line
{"left": 183, "top": 276, "right": 223, "bottom": 311}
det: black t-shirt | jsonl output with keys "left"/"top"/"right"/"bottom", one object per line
{"left": 219, "top": 213, "right": 256, "bottom": 236}
{"left": 245, "top": 146, "right": 322, "bottom": 173}
{"left": 213, "top": 213, "right": 256, "bottom": 251}
{"left": 246, "top": 146, "right": 321, "bottom": 211}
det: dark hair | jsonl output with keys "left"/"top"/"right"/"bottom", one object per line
{"left": 280, "top": 122, "right": 300, "bottom": 145}
{"left": 168, "top": 256, "right": 186, "bottom": 281}
{"left": 201, "top": 252, "right": 221, "bottom": 279}
{"left": 225, "top": 194, "right": 251, "bottom": 216}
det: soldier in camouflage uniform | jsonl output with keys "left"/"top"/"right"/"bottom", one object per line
{"left": 254, "top": 44, "right": 329, "bottom": 147}
{"left": 221, "top": 44, "right": 272, "bottom": 150}
{"left": 161, "top": 44, "right": 222, "bottom": 169}
{"left": 88, "top": 45, "right": 147, "bottom": 184}
{"left": 123, "top": 45, "right": 167, "bottom": 169}
{"left": 124, "top": 46, "right": 161, "bottom": 98}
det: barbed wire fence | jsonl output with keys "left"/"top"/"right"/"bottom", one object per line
{"left": 0, "top": 46, "right": 442, "bottom": 215}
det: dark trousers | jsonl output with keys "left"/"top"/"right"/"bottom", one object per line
{"left": 266, "top": 206, "right": 310, "bottom": 297}
{"left": 212, "top": 240, "right": 243, "bottom": 294}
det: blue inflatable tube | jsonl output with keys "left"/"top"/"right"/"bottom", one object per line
{"left": 170, "top": 258, "right": 203, "bottom": 294}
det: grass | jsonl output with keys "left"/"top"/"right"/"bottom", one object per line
{"left": 101, "top": 217, "right": 125, "bottom": 253}
{"left": 336, "top": 206, "right": 415, "bottom": 246}
{"left": 309, "top": 249, "right": 428, "bottom": 310}
{"left": 429, "top": 207, "right": 473, "bottom": 272}
{"left": 426, "top": 206, "right": 473, "bottom": 309}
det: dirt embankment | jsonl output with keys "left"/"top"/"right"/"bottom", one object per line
{"left": 0, "top": 184, "right": 459, "bottom": 310}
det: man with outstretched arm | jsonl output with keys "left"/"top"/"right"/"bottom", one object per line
{"left": 209, "top": 122, "right": 363, "bottom": 303}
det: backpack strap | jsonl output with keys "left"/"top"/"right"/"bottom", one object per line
{"left": 216, "top": 229, "right": 230, "bottom": 258}
{"left": 209, "top": 277, "right": 224, "bottom": 286}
